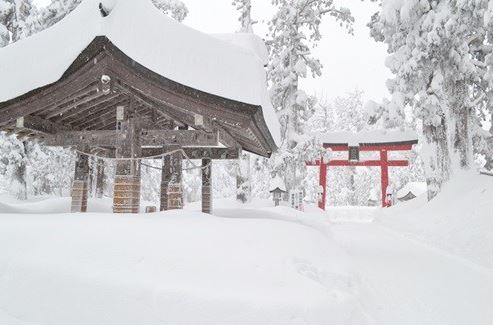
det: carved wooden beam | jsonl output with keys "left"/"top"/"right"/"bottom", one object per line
{"left": 42, "top": 129, "right": 219, "bottom": 147}
{"left": 43, "top": 130, "right": 125, "bottom": 147}
{"left": 140, "top": 129, "right": 218, "bottom": 147}
{"left": 16, "top": 115, "right": 73, "bottom": 134}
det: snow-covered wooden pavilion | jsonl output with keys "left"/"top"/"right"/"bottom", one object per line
{"left": 0, "top": 0, "right": 279, "bottom": 214}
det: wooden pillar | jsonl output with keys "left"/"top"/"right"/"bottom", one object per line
{"left": 167, "top": 151, "right": 183, "bottom": 210}
{"left": 202, "top": 158, "right": 212, "bottom": 214}
{"left": 380, "top": 149, "right": 389, "bottom": 208}
{"left": 71, "top": 151, "right": 89, "bottom": 213}
{"left": 319, "top": 158, "right": 327, "bottom": 210}
{"left": 113, "top": 106, "right": 142, "bottom": 214}
{"left": 160, "top": 155, "right": 171, "bottom": 211}
{"left": 95, "top": 158, "right": 105, "bottom": 199}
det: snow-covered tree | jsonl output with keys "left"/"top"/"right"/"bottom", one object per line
{"left": 0, "top": 0, "right": 40, "bottom": 45}
{"left": 232, "top": 0, "right": 256, "bottom": 33}
{"left": 0, "top": 0, "right": 42, "bottom": 199}
{"left": 37, "top": 0, "right": 188, "bottom": 31}
{"left": 152, "top": 0, "right": 188, "bottom": 22}
{"left": 369, "top": 0, "right": 493, "bottom": 199}
{"left": 38, "top": 0, "right": 80, "bottom": 30}
{"left": 267, "top": 0, "right": 354, "bottom": 192}
{"left": 231, "top": 0, "right": 259, "bottom": 202}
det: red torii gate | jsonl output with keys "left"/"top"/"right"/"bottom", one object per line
{"left": 306, "top": 132, "right": 418, "bottom": 209}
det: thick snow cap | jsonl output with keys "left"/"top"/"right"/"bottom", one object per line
{"left": 212, "top": 33, "right": 270, "bottom": 66}
{"left": 397, "top": 182, "right": 427, "bottom": 199}
{"left": 0, "top": 0, "right": 280, "bottom": 145}
{"left": 316, "top": 129, "right": 418, "bottom": 146}
{"left": 269, "top": 175, "right": 286, "bottom": 192}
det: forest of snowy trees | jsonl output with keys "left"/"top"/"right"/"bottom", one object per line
{"left": 0, "top": 0, "right": 492, "bottom": 205}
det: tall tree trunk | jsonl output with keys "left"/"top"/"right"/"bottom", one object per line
{"left": 236, "top": 154, "right": 251, "bottom": 203}
{"left": 13, "top": 141, "right": 28, "bottom": 200}
{"left": 423, "top": 122, "right": 451, "bottom": 200}
{"left": 451, "top": 81, "right": 473, "bottom": 169}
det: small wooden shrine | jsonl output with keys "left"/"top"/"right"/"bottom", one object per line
{"left": 0, "top": 0, "right": 278, "bottom": 214}
{"left": 306, "top": 131, "right": 418, "bottom": 209}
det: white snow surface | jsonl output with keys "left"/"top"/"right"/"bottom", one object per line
{"left": 0, "top": 0, "right": 280, "bottom": 144}
{"left": 396, "top": 181, "right": 427, "bottom": 198}
{"left": 378, "top": 171, "right": 493, "bottom": 270}
{"left": 1, "top": 172, "right": 493, "bottom": 324}
{"left": 212, "top": 33, "right": 269, "bottom": 66}
{"left": 316, "top": 129, "right": 418, "bottom": 145}
{"left": 0, "top": 196, "right": 358, "bottom": 325}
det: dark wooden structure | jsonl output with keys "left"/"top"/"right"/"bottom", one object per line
{"left": 306, "top": 137, "right": 417, "bottom": 209}
{"left": 0, "top": 36, "right": 276, "bottom": 214}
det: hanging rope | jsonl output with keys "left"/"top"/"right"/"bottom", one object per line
{"left": 73, "top": 147, "right": 212, "bottom": 172}
{"left": 141, "top": 161, "right": 211, "bottom": 172}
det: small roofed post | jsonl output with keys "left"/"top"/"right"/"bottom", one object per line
{"left": 202, "top": 158, "right": 212, "bottom": 214}
{"left": 71, "top": 148, "right": 90, "bottom": 213}
{"left": 113, "top": 105, "right": 142, "bottom": 213}
{"left": 269, "top": 175, "right": 287, "bottom": 206}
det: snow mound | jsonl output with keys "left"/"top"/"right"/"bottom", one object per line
{"left": 0, "top": 197, "right": 360, "bottom": 325}
{"left": 377, "top": 171, "right": 493, "bottom": 270}
{"left": 396, "top": 181, "right": 427, "bottom": 199}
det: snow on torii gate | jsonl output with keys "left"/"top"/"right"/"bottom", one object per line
{"left": 306, "top": 130, "right": 418, "bottom": 209}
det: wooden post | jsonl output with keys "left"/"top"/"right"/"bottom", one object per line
{"left": 113, "top": 105, "right": 142, "bottom": 213}
{"left": 202, "top": 158, "right": 212, "bottom": 214}
{"left": 380, "top": 149, "right": 389, "bottom": 208}
{"left": 167, "top": 151, "right": 183, "bottom": 210}
{"left": 71, "top": 150, "right": 89, "bottom": 213}
{"left": 160, "top": 154, "right": 171, "bottom": 211}
{"left": 95, "top": 158, "right": 105, "bottom": 198}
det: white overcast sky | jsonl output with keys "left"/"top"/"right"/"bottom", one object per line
{"left": 34, "top": 0, "right": 391, "bottom": 103}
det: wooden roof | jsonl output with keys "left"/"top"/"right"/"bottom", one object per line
{"left": 0, "top": 36, "right": 277, "bottom": 157}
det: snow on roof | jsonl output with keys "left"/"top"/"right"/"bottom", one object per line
{"left": 0, "top": 0, "right": 280, "bottom": 144}
{"left": 397, "top": 182, "right": 427, "bottom": 198}
{"left": 269, "top": 175, "right": 286, "bottom": 192}
{"left": 316, "top": 129, "right": 418, "bottom": 146}
{"left": 212, "top": 33, "right": 269, "bottom": 66}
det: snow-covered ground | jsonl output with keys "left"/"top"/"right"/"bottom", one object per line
{"left": 377, "top": 171, "right": 493, "bottom": 270}
{"left": 331, "top": 223, "right": 493, "bottom": 325}
{"left": 0, "top": 196, "right": 359, "bottom": 325}
{"left": 0, "top": 172, "right": 492, "bottom": 325}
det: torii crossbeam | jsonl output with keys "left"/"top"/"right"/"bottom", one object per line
{"left": 306, "top": 131, "right": 418, "bottom": 209}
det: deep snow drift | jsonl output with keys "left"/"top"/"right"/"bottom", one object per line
{"left": 0, "top": 171, "right": 492, "bottom": 325}
{"left": 0, "top": 197, "right": 359, "bottom": 325}
{"left": 377, "top": 172, "right": 493, "bottom": 270}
